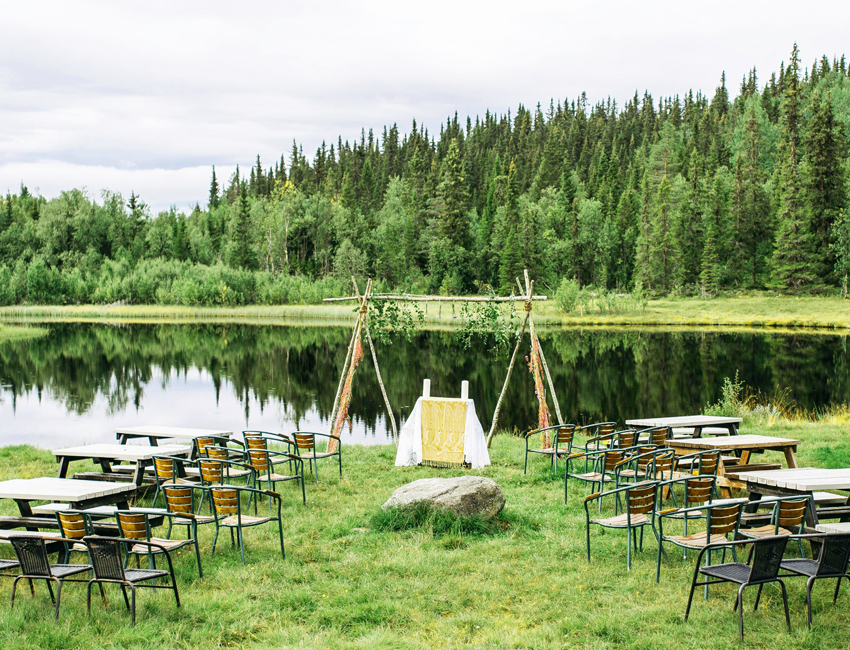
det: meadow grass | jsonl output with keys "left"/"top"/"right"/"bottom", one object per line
{"left": 4, "top": 292, "right": 850, "bottom": 330}
{"left": 1, "top": 419, "right": 850, "bottom": 650}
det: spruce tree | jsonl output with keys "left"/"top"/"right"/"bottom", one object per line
{"left": 773, "top": 44, "right": 818, "bottom": 294}
{"left": 436, "top": 139, "right": 468, "bottom": 248}
{"left": 648, "top": 174, "right": 678, "bottom": 293}
{"left": 498, "top": 162, "right": 522, "bottom": 292}
{"left": 208, "top": 167, "right": 220, "bottom": 209}
{"left": 231, "top": 183, "right": 254, "bottom": 269}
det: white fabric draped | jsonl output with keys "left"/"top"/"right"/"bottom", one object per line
{"left": 395, "top": 397, "right": 491, "bottom": 469}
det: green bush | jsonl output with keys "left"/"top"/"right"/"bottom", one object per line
{"left": 555, "top": 277, "right": 580, "bottom": 313}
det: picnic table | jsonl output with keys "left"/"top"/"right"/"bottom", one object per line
{"left": 668, "top": 434, "right": 800, "bottom": 497}
{"left": 52, "top": 443, "right": 192, "bottom": 484}
{"left": 0, "top": 477, "right": 137, "bottom": 531}
{"left": 626, "top": 415, "right": 742, "bottom": 437}
{"left": 732, "top": 467, "right": 850, "bottom": 527}
{"left": 115, "top": 425, "right": 232, "bottom": 447}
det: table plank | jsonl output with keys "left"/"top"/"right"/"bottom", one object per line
{"left": 0, "top": 477, "right": 136, "bottom": 502}
{"left": 626, "top": 415, "right": 742, "bottom": 428}
{"left": 667, "top": 435, "right": 800, "bottom": 451}
{"left": 52, "top": 443, "right": 191, "bottom": 461}
{"left": 114, "top": 426, "right": 232, "bottom": 440}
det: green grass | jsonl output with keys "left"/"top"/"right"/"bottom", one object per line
{"left": 4, "top": 292, "right": 850, "bottom": 330}
{"left": 2, "top": 420, "right": 850, "bottom": 649}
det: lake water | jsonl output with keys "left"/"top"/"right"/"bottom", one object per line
{"left": 1, "top": 323, "right": 849, "bottom": 448}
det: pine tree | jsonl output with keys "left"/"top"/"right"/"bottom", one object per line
{"left": 208, "top": 167, "right": 220, "bottom": 209}
{"left": 773, "top": 44, "right": 818, "bottom": 294}
{"left": 231, "top": 183, "right": 254, "bottom": 269}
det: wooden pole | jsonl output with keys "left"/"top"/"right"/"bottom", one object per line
{"left": 486, "top": 310, "right": 530, "bottom": 448}
{"left": 328, "top": 277, "right": 369, "bottom": 434}
{"left": 364, "top": 321, "right": 398, "bottom": 441}
{"left": 534, "top": 321, "right": 563, "bottom": 425}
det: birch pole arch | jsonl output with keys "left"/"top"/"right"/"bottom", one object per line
{"left": 323, "top": 269, "right": 563, "bottom": 449}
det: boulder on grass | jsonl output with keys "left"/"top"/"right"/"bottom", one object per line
{"left": 381, "top": 476, "right": 505, "bottom": 520}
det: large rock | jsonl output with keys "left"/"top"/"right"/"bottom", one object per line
{"left": 382, "top": 476, "right": 505, "bottom": 520}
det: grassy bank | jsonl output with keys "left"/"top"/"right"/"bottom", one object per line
{"left": 2, "top": 293, "right": 850, "bottom": 330}
{"left": 2, "top": 420, "right": 850, "bottom": 649}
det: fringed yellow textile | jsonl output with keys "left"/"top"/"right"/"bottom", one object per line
{"left": 331, "top": 321, "right": 364, "bottom": 452}
{"left": 527, "top": 318, "right": 552, "bottom": 447}
{"left": 421, "top": 398, "right": 467, "bottom": 466}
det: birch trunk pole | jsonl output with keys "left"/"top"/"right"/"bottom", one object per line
{"left": 486, "top": 311, "right": 530, "bottom": 448}
{"left": 364, "top": 322, "right": 398, "bottom": 441}
{"left": 534, "top": 323, "right": 564, "bottom": 425}
{"left": 328, "top": 313, "right": 360, "bottom": 434}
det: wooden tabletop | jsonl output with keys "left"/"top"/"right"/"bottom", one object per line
{"left": 668, "top": 435, "right": 800, "bottom": 451}
{"left": 816, "top": 522, "right": 850, "bottom": 534}
{"left": 114, "top": 426, "right": 232, "bottom": 440}
{"left": 733, "top": 467, "right": 850, "bottom": 491}
{"left": 0, "top": 477, "right": 136, "bottom": 502}
{"left": 52, "top": 443, "right": 191, "bottom": 461}
{"left": 626, "top": 415, "right": 742, "bottom": 427}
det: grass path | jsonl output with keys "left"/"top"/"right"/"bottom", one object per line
{"left": 2, "top": 420, "right": 850, "bottom": 649}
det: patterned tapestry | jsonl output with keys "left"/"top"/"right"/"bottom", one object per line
{"left": 331, "top": 321, "right": 364, "bottom": 452}
{"left": 421, "top": 398, "right": 467, "bottom": 467}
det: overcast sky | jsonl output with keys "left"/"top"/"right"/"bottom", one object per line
{"left": 1, "top": 1, "right": 848, "bottom": 214}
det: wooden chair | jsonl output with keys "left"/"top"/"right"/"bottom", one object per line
{"left": 161, "top": 484, "right": 216, "bottom": 540}
{"left": 614, "top": 447, "right": 674, "bottom": 486}
{"left": 246, "top": 449, "right": 306, "bottom": 505}
{"left": 685, "top": 536, "right": 791, "bottom": 640}
{"left": 739, "top": 497, "right": 808, "bottom": 556}
{"left": 656, "top": 497, "right": 743, "bottom": 584}
{"left": 151, "top": 455, "right": 199, "bottom": 508}
{"left": 55, "top": 510, "right": 96, "bottom": 563}
{"left": 637, "top": 426, "right": 670, "bottom": 447}
{"left": 209, "top": 485, "right": 285, "bottom": 564}
{"left": 196, "top": 457, "right": 257, "bottom": 512}
{"left": 575, "top": 422, "right": 616, "bottom": 453}
{"left": 243, "top": 430, "right": 296, "bottom": 456}
{"left": 116, "top": 511, "right": 203, "bottom": 579}
{"left": 9, "top": 534, "right": 92, "bottom": 621}
{"left": 584, "top": 481, "right": 659, "bottom": 571}
{"left": 84, "top": 535, "right": 180, "bottom": 626}
{"left": 292, "top": 431, "right": 342, "bottom": 484}
{"left": 523, "top": 424, "right": 576, "bottom": 474}
{"left": 779, "top": 532, "right": 850, "bottom": 628}
{"left": 566, "top": 445, "right": 649, "bottom": 506}
{"left": 674, "top": 449, "right": 722, "bottom": 476}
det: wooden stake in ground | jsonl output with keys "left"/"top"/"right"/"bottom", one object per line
{"left": 364, "top": 321, "right": 398, "bottom": 440}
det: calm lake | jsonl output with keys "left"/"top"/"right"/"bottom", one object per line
{"left": 1, "top": 323, "right": 849, "bottom": 448}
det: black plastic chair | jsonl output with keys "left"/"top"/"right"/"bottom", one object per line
{"left": 780, "top": 532, "right": 850, "bottom": 628}
{"left": 84, "top": 536, "right": 180, "bottom": 625}
{"left": 685, "top": 536, "right": 791, "bottom": 640}
{"left": 9, "top": 534, "right": 92, "bottom": 621}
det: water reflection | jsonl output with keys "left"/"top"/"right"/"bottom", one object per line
{"left": 1, "top": 323, "right": 848, "bottom": 448}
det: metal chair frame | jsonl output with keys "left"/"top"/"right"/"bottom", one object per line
{"left": 209, "top": 485, "right": 285, "bottom": 564}
{"left": 291, "top": 431, "right": 342, "bottom": 484}
{"left": 246, "top": 448, "right": 306, "bottom": 506}
{"left": 523, "top": 424, "right": 577, "bottom": 475}
{"left": 115, "top": 510, "right": 204, "bottom": 579}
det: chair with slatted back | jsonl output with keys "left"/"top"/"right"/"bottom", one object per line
{"left": 84, "top": 535, "right": 180, "bottom": 626}
{"left": 566, "top": 446, "right": 648, "bottom": 506}
{"left": 575, "top": 422, "right": 616, "bottom": 453}
{"left": 246, "top": 449, "right": 306, "bottom": 505}
{"left": 685, "top": 536, "right": 791, "bottom": 640}
{"left": 55, "top": 510, "right": 96, "bottom": 563}
{"left": 614, "top": 447, "right": 674, "bottom": 489}
{"left": 244, "top": 430, "right": 296, "bottom": 457}
{"left": 151, "top": 456, "right": 199, "bottom": 508}
{"left": 523, "top": 424, "right": 577, "bottom": 475}
{"left": 739, "top": 497, "right": 808, "bottom": 556}
{"left": 675, "top": 449, "right": 722, "bottom": 476}
{"left": 584, "top": 481, "right": 659, "bottom": 570}
{"left": 161, "top": 485, "right": 216, "bottom": 540}
{"left": 655, "top": 496, "right": 743, "bottom": 584}
{"left": 116, "top": 511, "right": 203, "bottom": 579}
{"left": 209, "top": 485, "right": 285, "bottom": 564}
{"left": 636, "top": 426, "right": 670, "bottom": 448}
{"left": 292, "top": 431, "right": 342, "bottom": 484}
{"left": 780, "top": 532, "right": 850, "bottom": 628}
{"left": 195, "top": 436, "right": 242, "bottom": 459}
{"left": 9, "top": 534, "right": 92, "bottom": 621}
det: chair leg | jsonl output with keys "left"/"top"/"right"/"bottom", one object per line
{"left": 53, "top": 579, "right": 63, "bottom": 621}
{"left": 754, "top": 584, "right": 763, "bottom": 611}
{"left": 656, "top": 539, "right": 663, "bottom": 583}
{"left": 172, "top": 575, "right": 181, "bottom": 608}
{"left": 301, "top": 475, "right": 306, "bottom": 506}
{"left": 704, "top": 549, "right": 712, "bottom": 600}
{"left": 737, "top": 584, "right": 746, "bottom": 641}
{"left": 834, "top": 575, "right": 846, "bottom": 603}
{"left": 194, "top": 537, "right": 204, "bottom": 579}
{"left": 211, "top": 525, "right": 220, "bottom": 556}
{"left": 684, "top": 569, "right": 699, "bottom": 621}
{"left": 130, "top": 585, "right": 137, "bottom": 626}
{"left": 338, "top": 452, "right": 342, "bottom": 478}
{"left": 46, "top": 579, "right": 55, "bottom": 604}
{"left": 806, "top": 576, "right": 815, "bottom": 629}
{"left": 86, "top": 581, "right": 93, "bottom": 615}
{"left": 779, "top": 579, "right": 791, "bottom": 632}
{"left": 238, "top": 526, "right": 246, "bottom": 565}
{"left": 11, "top": 576, "right": 21, "bottom": 609}
{"left": 278, "top": 519, "right": 285, "bottom": 559}
{"left": 121, "top": 584, "right": 130, "bottom": 610}
{"left": 626, "top": 526, "right": 632, "bottom": 571}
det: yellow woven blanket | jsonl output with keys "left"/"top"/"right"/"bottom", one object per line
{"left": 421, "top": 398, "right": 467, "bottom": 467}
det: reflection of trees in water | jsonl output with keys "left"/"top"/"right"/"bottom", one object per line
{"left": 0, "top": 325, "right": 848, "bottom": 431}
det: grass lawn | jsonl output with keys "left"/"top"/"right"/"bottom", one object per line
{"left": 1, "top": 421, "right": 849, "bottom": 649}
{"left": 3, "top": 292, "right": 850, "bottom": 331}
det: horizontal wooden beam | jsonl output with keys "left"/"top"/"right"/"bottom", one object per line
{"left": 324, "top": 294, "right": 548, "bottom": 303}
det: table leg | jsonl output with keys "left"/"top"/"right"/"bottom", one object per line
{"left": 784, "top": 447, "right": 798, "bottom": 469}
{"left": 729, "top": 423, "right": 738, "bottom": 436}
{"left": 56, "top": 456, "right": 70, "bottom": 479}
{"left": 739, "top": 450, "right": 751, "bottom": 466}
{"left": 13, "top": 499, "right": 41, "bottom": 532}
{"left": 98, "top": 458, "right": 113, "bottom": 473}
{"left": 717, "top": 459, "right": 733, "bottom": 499}
{"left": 149, "top": 437, "right": 159, "bottom": 446}
{"left": 131, "top": 460, "right": 144, "bottom": 487}
{"left": 693, "top": 427, "right": 702, "bottom": 438}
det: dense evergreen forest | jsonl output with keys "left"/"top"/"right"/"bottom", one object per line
{"left": 1, "top": 45, "right": 849, "bottom": 306}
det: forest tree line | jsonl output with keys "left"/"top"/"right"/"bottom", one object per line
{"left": 1, "top": 45, "right": 849, "bottom": 306}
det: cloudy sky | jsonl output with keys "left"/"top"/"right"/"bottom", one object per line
{"left": 1, "top": 1, "right": 848, "bottom": 213}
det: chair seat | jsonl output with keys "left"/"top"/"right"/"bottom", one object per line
{"left": 49, "top": 563, "right": 92, "bottom": 578}
{"left": 173, "top": 515, "right": 216, "bottom": 525}
{"left": 700, "top": 562, "right": 752, "bottom": 584}
{"left": 163, "top": 477, "right": 199, "bottom": 485}
{"left": 591, "top": 513, "right": 649, "bottom": 528}
{"left": 264, "top": 473, "right": 300, "bottom": 482}
{"left": 664, "top": 531, "right": 730, "bottom": 548}
{"left": 129, "top": 537, "right": 193, "bottom": 554}
{"left": 124, "top": 568, "right": 170, "bottom": 583}
{"left": 780, "top": 558, "right": 819, "bottom": 577}
{"left": 739, "top": 525, "right": 795, "bottom": 538}
{"left": 572, "top": 472, "right": 613, "bottom": 482}
{"left": 220, "top": 515, "right": 274, "bottom": 527}
{"left": 222, "top": 469, "right": 254, "bottom": 478}
{"left": 528, "top": 448, "right": 557, "bottom": 455}
{"left": 301, "top": 451, "right": 337, "bottom": 459}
